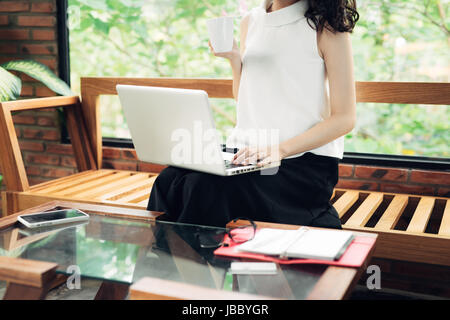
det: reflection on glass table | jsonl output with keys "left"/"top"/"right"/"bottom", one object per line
{"left": 0, "top": 213, "right": 328, "bottom": 299}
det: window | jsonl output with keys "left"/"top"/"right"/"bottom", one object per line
{"left": 65, "top": 0, "right": 449, "bottom": 166}
{"left": 349, "top": 0, "right": 449, "bottom": 160}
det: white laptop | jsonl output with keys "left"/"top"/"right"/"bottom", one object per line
{"left": 116, "top": 85, "right": 280, "bottom": 176}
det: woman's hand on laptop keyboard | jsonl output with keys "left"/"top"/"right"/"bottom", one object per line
{"left": 232, "top": 145, "right": 284, "bottom": 167}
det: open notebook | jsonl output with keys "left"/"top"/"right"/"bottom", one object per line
{"left": 236, "top": 227, "right": 355, "bottom": 261}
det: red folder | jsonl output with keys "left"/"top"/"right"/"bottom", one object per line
{"left": 214, "top": 228, "right": 376, "bottom": 268}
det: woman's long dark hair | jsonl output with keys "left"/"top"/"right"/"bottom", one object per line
{"left": 305, "top": 0, "right": 359, "bottom": 33}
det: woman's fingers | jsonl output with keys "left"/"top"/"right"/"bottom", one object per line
{"left": 234, "top": 146, "right": 253, "bottom": 160}
{"left": 233, "top": 148, "right": 250, "bottom": 164}
{"left": 244, "top": 154, "right": 257, "bottom": 165}
{"left": 233, "top": 147, "right": 269, "bottom": 165}
{"left": 209, "top": 40, "right": 218, "bottom": 56}
{"left": 233, "top": 147, "right": 257, "bottom": 164}
{"left": 208, "top": 41, "right": 217, "bottom": 55}
{"left": 257, "top": 155, "right": 272, "bottom": 167}
{"left": 231, "top": 145, "right": 279, "bottom": 166}
{"left": 209, "top": 39, "right": 238, "bottom": 60}
{"left": 246, "top": 151, "right": 267, "bottom": 165}
{"left": 233, "top": 147, "right": 246, "bottom": 161}
{"left": 256, "top": 150, "right": 267, "bottom": 161}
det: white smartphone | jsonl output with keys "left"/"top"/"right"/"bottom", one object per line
{"left": 18, "top": 220, "right": 89, "bottom": 237}
{"left": 17, "top": 209, "right": 89, "bottom": 228}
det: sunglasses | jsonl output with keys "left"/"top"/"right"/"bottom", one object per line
{"left": 195, "top": 217, "right": 257, "bottom": 249}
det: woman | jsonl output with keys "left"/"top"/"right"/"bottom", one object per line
{"left": 148, "top": 0, "right": 358, "bottom": 229}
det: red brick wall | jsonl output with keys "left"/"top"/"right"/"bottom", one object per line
{"left": 0, "top": 0, "right": 64, "bottom": 213}
{"left": 0, "top": 0, "right": 448, "bottom": 216}
{"left": 0, "top": 0, "right": 58, "bottom": 96}
{"left": 337, "top": 164, "right": 449, "bottom": 197}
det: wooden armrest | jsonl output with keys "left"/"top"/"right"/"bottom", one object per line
{"left": 130, "top": 277, "right": 276, "bottom": 300}
{"left": 0, "top": 95, "right": 95, "bottom": 192}
{"left": 0, "top": 256, "right": 57, "bottom": 288}
{"left": 0, "top": 200, "right": 163, "bottom": 230}
{"left": 0, "top": 96, "right": 79, "bottom": 112}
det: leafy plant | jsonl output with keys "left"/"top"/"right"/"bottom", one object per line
{"left": 0, "top": 60, "right": 74, "bottom": 102}
{"left": 0, "top": 66, "right": 21, "bottom": 101}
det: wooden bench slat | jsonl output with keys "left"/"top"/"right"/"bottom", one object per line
{"left": 406, "top": 197, "right": 435, "bottom": 233}
{"left": 116, "top": 187, "right": 153, "bottom": 204}
{"left": 136, "top": 199, "right": 151, "bottom": 207}
{"left": 374, "top": 195, "right": 409, "bottom": 230}
{"left": 344, "top": 193, "right": 383, "bottom": 227}
{"left": 333, "top": 191, "right": 359, "bottom": 218}
{"left": 32, "top": 170, "right": 113, "bottom": 194}
{"left": 29, "top": 170, "right": 95, "bottom": 191}
{"left": 125, "top": 190, "right": 153, "bottom": 204}
{"left": 74, "top": 173, "right": 150, "bottom": 199}
{"left": 98, "top": 177, "right": 156, "bottom": 201}
{"left": 438, "top": 200, "right": 450, "bottom": 236}
{"left": 52, "top": 171, "right": 131, "bottom": 196}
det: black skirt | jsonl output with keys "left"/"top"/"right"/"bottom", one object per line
{"left": 147, "top": 152, "right": 342, "bottom": 229}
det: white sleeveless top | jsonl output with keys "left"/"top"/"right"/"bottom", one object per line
{"left": 226, "top": 0, "right": 344, "bottom": 159}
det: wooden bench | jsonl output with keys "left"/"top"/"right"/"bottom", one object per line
{"left": 1, "top": 78, "right": 449, "bottom": 272}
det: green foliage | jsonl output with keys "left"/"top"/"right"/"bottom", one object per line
{"left": 0, "top": 60, "right": 74, "bottom": 103}
{"left": 2, "top": 60, "right": 74, "bottom": 97}
{"left": 68, "top": 0, "right": 449, "bottom": 158}
{"left": 0, "top": 66, "right": 21, "bottom": 101}
{"left": 75, "top": 226, "right": 140, "bottom": 282}
{"left": 0, "top": 245, "right": 27, "bottom": 258}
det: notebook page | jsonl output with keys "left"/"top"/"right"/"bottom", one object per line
{"left": 285, "top": 229, "right": 354, "bottom": 261}
{"left": 237, "top": 228, "right": 307, "bottom": 256}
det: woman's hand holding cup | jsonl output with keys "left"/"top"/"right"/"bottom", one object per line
{"left": 207, "top": 16, "right": 240, "bottom": 64}
{"left": 209, "top": 39, "right": 240, "bottom": 63}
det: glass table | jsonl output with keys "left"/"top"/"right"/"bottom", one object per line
{"left": 0, "top": 201, "right": 375, "bottom": 300}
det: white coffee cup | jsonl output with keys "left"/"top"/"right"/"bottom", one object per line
{"left": 206, "top": 16, "right": 234, "bottom": 53}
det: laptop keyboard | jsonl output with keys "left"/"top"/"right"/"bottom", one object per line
{"left": 224, "top": 160, "right": 258, "bottom": 170}
{"left": 224, "top": 160, "right": 244, "bottom": 168}
{"left": 223, "top": 149, "right": 257, "bottom": 170}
